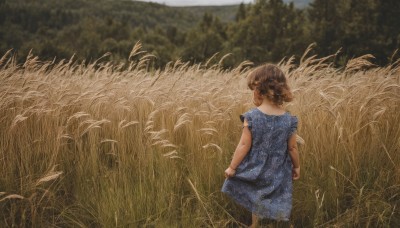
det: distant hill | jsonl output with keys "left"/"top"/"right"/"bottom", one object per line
{"left": 177, "top": 0, "right": 311, "bottom": 24}
{"left": 178, "top": 5, "right": 239, "bottom": 23}
{"left": 284, "top": 0, "right": 311, "bottom": 8}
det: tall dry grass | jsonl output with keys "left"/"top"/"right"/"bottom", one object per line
{"left": 0, "top": 46, "right": 399, "bottom": 227}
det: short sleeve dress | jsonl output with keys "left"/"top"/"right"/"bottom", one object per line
{"left": 221, "top": 108, "right": 298, "bottom": 221}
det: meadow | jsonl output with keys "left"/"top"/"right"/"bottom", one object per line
{"left": 0, "top": 45, "right": 399, "bottom": 227}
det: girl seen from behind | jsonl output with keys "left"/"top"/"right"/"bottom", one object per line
{"left": 222, "top": 64, "right": 300, "bottom": 227}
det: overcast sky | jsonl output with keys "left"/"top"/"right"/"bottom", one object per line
{"left": 135, "top": 0, "right": 253, "bottom": 6}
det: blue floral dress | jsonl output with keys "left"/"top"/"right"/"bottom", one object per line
{"left": 221, "top": 108, "right": 298, "bottom": 221}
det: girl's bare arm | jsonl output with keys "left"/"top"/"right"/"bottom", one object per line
{"left": 288, "top": 133, "right": 300, "bottom": 180}
{"left": 225, "top": 120, "right": 252, "bottom": 177}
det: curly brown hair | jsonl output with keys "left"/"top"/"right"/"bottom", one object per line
{"left": 247, "top": 64, "right": 293, "bottom": 105}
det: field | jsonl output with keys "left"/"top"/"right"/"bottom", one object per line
{"left": 0, "top": 46, "right": 399, "bottom": 227}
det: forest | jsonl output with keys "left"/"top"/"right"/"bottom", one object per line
{"left": 0, "top": 0, "right": 399, "bottom": 67}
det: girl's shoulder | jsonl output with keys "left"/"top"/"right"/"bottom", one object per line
{"left": 239, "top": 108, "right": 258, "bottom": 122}
{"left": 240, "top": 108, "right": 298, "bottom": 123}
{"left": 244, "top": 108, "right": 295, "bottom": 118}
{"left": 283, "top": 112, "right": 298, "bottom": 127}
{"left": 286, "top": 113, "right": 298, "bottom": 133}
{"left": 287, "top": 112, "right": 298, "bottom": 121}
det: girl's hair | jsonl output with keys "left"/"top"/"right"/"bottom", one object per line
{"left": 247, "top": 64, "right": 293, "bottom": 105}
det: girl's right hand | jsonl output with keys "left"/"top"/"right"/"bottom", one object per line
{"left": 224, "top": 167, "right": 236, "bottom": 178}
{"left": 292, "top": 167, "right": 300, "bottom": 180}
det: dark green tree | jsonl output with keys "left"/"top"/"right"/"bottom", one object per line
{"left": 375, "top": 0, "right": 400, "bottom": 62}
{"left": 338, "top": 0, "right": 379, "bottom": 59}
{"left": 142, "top": 26, "right": 177, "bottom": 67}
{"left": 227, "top": 0, "right": 307, "bottom": 64}
{"left": 308, "top": 0, "right": 340, "bottom": 56}
{"left": 182, "top": 13, "right": 227, "bottom": 63}
{"left": 235, "top": 3, "right": 246, "bottom": 22}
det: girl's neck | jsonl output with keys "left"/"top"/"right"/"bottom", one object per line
{"left": 257, "top": 99, "right": 286, "bottom": 115}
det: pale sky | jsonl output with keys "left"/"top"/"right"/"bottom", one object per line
{"left": 135, "top": 0, "right": 253, "bottom": 6}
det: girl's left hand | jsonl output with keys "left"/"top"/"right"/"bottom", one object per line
{"left": 224, "top": 167, "right": 236, "bottom": 178}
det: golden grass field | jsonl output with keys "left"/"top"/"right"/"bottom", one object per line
{"left": 0, "top": 45, "right": 399, "bottom": 227}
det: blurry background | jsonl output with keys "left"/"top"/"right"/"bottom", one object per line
{"left": 0, "top": 0, "right": 399, "bottom": 67}
{"left": 137, "top": 0, "right": 253, "bottom": 6}
{"left": 1, "top": 1, "right": 400, "bottom": 227}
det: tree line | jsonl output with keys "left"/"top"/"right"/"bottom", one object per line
{"left": 0, "top": 0, "right": 399, "bottom": 68}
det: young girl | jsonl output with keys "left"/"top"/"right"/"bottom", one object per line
{"left": 221, "top": 64, "right": 300, "bottom": 227}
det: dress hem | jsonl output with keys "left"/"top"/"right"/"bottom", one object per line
{"left": 221, "top": 188, "right": 290, "bottom": 222}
